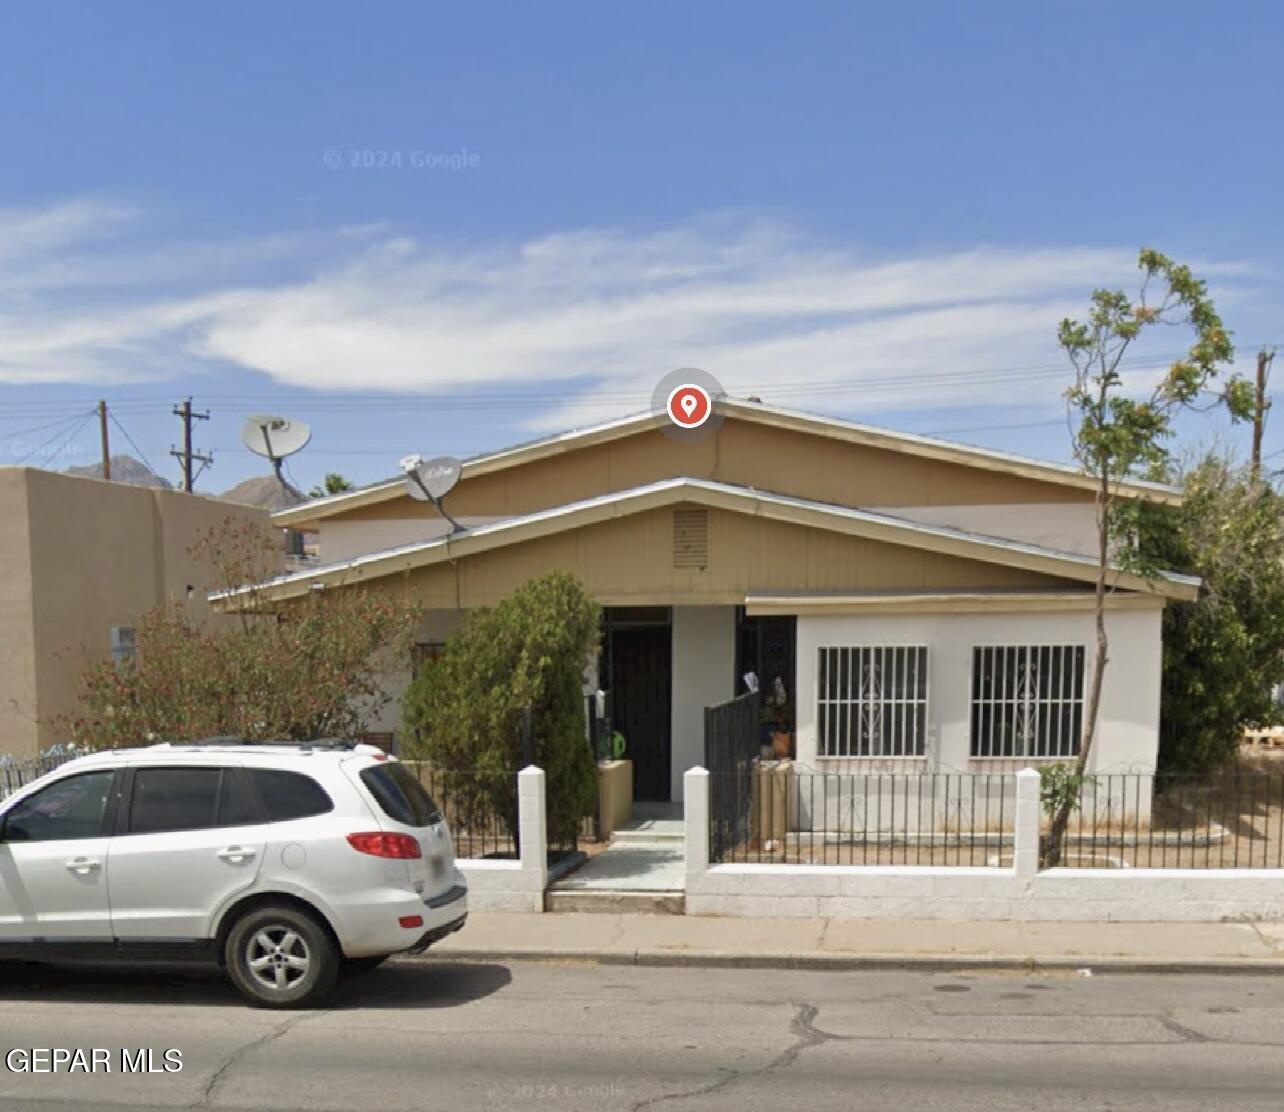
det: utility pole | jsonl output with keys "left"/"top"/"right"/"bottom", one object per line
{"left": 170, "top": 398, "right": 212, "bottom": 492}
{"left": 1251, "top": 348, "right": 1275, "bottom": 480}
{"left": 97, "top": 400, "right": 110, "bottom": 481}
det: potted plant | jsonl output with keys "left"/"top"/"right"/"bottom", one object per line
{"left": 761, "top": 678, "right": 793, "bottom": 760}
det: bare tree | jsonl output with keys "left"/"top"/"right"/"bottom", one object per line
{"left": 1042, "top": 249, "right": 1254, "bottom": 866}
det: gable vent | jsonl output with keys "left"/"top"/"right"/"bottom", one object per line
{"left": 673, "top": 508, "right": 710, "bottom": 570}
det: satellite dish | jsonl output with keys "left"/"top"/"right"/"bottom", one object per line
{"left": 400, "top": 454, "right": 466, "bottom": 533}
{"left": 403, "top": 456, "right": 462, "bottom": 502}
{"left": 241, "top": 415, "right": 311, "bottom": 483}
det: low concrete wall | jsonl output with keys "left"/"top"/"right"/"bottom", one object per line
{"left": 457, "top": 766, "right": 547, "bottom": 913}
{"left": 457, "top": 860, "right": 544, "bottom": 913}
{"left": 684, "top": 767, "right": 1284, "bottom": 922}
{"left": 686, "top": 863, "right": 1284, "bottom": 922}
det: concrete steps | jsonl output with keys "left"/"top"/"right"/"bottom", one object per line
{"left": 545, "top": 889, "right": 685, "bottom": 915}
{"left": 608, "top": 828, "right": 686, "bottom": 846}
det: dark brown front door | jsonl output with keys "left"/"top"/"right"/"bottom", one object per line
{"left": 609, "top": 625, "right": 672, "bottom": 802}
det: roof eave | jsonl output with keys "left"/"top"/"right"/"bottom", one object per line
{"left": 227, "top": 478, "right": 1198, "bottom": 610}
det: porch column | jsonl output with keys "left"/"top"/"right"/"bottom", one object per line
{"left": 671, "top": 607, "right": 736, "bottom": 801}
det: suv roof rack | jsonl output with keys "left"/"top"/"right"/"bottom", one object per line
{"left": 149, "top": 737, "right": 362, "bottom": 752}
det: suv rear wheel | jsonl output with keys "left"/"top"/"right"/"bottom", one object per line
{"left": 224, "top": 904, "right": 339, "bottom": 1009}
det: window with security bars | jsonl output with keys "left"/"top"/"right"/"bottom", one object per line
{"left": 970, "top": 644, "right": 1085, "bottom": 758}
{"left": 817, "top": 646, "right": 928, "bottom": 757}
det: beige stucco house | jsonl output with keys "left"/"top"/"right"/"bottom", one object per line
{"left": 229, "top": 398, "right": 1195, "bottom": 803}
{"left": 0, "top": 468, "right": 267, "bottom": 757}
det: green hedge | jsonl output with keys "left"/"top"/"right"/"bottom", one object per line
{"left": 400, "top": 571, "right": 600, "bottom": 847}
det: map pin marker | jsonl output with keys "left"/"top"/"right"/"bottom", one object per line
{"left": 680, "top": 394, "right": 698, "bottom": 417}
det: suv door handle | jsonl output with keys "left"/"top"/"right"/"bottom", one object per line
{"left": 217, "top": 846, "right": 256, "bottom": 863}
{"left": 65, "top": 857, "right": 101, "bottom": 875}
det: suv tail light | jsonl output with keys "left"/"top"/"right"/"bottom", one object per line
{"left": 346, "top": 831, "right": 422, "bottom": 859}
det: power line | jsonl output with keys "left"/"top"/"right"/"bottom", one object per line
{"left": 108, "top": 411, "right": 161, "bottom": 477}
{"left": 920, "top": 417, "right": 1068, "bottom": 437}
{"left": 0, "top": 347, "right": 1268, "bottom": 422}
{"left": 33, "top": 411, "right": 96, "bottom": 470}
{"left": 1, "top": 410, "right": 105, "bottom": 447}
{"left": 12, "top": 410, "right": 95, "bottom": 465}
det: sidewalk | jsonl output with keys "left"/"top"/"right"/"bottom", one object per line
{"left": 417, "top": 912, "right": 1284, "bottom": 973}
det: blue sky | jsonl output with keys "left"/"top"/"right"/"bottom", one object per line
{"left": 1, "top": 2, "right": 1281, "bottom": 491}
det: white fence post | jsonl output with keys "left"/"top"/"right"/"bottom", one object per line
{"left": 518, "top": 765, "right": 548, "bottom": 909}
{"left": 1013, "top": 767, "right": 1041, "bottom": 878}
{"left": 685, "top": 766, "right": 710, "bottom": 877}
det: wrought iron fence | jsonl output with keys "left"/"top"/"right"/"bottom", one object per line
{"left": 705, "top": 691, "right": 761, "bottom": 865}
{"left": 410, "top": 766, "right": 520, "bottom": 860}
{"left": 0, "top": 747, "right": 80, "bottom": 801}
{"left": 710, "top": 769, "right": 1017, "bottom": 866}
{"left": 1043, "top": 770, "right": 1284, "bottom": 869}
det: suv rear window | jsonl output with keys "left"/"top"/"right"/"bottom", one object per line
{"left": 359, "top": 763, "right": 441, "bottom": 826}
{"left": 250, "top": 769, "right": 333, "bottom": 821}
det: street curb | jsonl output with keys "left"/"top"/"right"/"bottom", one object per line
{"left": 399, "top": 949, "right": 1284, "bottom": 976}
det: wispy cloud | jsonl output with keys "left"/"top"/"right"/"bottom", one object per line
{"left": 0, "top": 200, "right": 1264, "bottom": 424}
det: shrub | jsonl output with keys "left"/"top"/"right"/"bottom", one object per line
{"left": 1137, "top": 456, "right": 1284, "bottom": 773}
{"left": 401, "top": 571, "right": 600, "bottom": 848}
{"left": 61, "top": 518, "right": 421, "bottom": 747}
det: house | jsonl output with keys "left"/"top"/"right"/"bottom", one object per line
{"left": 230, "top": 398, "right": 1195, "bottom": 802}
{"left": 0, "top": 467, "right": 268, "bottom": 757}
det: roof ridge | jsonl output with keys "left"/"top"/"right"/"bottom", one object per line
{"left": 273, "top": 397, "right": 1181, "bottom": 526}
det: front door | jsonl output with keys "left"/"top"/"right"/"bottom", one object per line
{"left": 0, "top": 769, "right": 117, "bottom": 941}
{"left": 609, "top": 624, "right": 673, "bottom": 802}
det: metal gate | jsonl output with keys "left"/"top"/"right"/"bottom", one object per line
{"left": 704, "top": 691, "right": 760, "bottom": 863}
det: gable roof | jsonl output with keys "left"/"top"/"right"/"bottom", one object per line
{"left": 272, "top": 397, "right": 1183, "bottom": 530}
{"left": 222, "top": 476, "right": 1198, "bottom": 608}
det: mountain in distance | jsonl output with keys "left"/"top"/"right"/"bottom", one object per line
{"left": 218, "top": 473, "right": 305, "bottom": 510}
{"left": 62, "top": 453, "right": 304, "bottom": 510}
{"left": 64, "top": 454, "right": 172, "bottom": 489}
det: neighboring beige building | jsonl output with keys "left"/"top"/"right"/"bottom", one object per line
{"left": 226, "top": 399, "right": 1197, "bottom": 803}
{"left": 0, "top": 468, "right": 268, "bottom": 758}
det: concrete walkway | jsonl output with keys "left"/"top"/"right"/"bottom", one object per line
{"left": 548, "top": 807, "right": 686, "bottom": 896}
{"left": 550, "top": 844, "right": 685, "bottom": 892}
{"left": 426, "top": 912, "right": 1284, "bottom": 972}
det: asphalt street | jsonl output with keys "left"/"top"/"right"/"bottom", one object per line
{"left": 0, "top": 958, "right": 1281, "bottom": 1111}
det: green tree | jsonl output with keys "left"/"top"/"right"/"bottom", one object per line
{"left": 1044, "top": 248, "right": 1252, "bottom": 865}
{"left": 309, "top": 473, "right": 354, "bottom": 498}
{"left": 60, "top": 517, "right": 420, "bottom": 747}
{"left": 1139, "top": 455, "right": 1284, "bottom": 773}
{"left": 401, "top": 571, "right": 600, "bottom": 848}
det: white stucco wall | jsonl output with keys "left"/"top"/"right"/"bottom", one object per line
{"left": 686, "top": 864, "right": 1284, "bottom": 922}
{"left": 891, "top": 503, "right": 1099, "bottom": 556}
{"left": 364, "top": 608, "right": 467, "bottom": 739}
{"left": 670, "top": 606, "right": 736, "bottom": 801}
{"left": 794, "top": 606, "right": 1164, "bottom": 774}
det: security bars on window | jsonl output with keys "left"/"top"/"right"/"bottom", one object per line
{"left": 817, "top": 646, "right": 928, "bottom": 757}
{"left": 970, "top": 644, "right": 1085, "bottom": 759}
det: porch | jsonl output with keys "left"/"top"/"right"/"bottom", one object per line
{"left": 598, "top": 605, "right": 795, "bottom": 804}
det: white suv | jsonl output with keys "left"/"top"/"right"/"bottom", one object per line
{"left": 0, "top": 740, "right": 467, "bottom": 1007}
